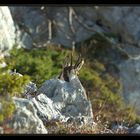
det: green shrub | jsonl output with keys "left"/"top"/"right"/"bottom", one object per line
{"left": 0, "top": 59, "right": 30, "bottom": 124}
{"left": 0, "top": 98, "right": 15, "bottom": 123}
{"left": 5, "top": 47, "right": 68, "bottom": 86}
{"left": 0, "top": 71, "right": 30, "bottom": 97}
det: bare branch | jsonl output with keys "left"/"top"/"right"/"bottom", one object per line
{"left": 68, "top": 7, "right": 76, "bottom": 35}
{"left": 48, "top": 19, "right": 52, "bottom": 42}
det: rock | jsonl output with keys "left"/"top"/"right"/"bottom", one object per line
{"left": 129, "top": 124, "right": 140, "bottom": 134}
{"left": 112, "top": 124, "right": 129, "bottom": 132}
{"left": 24, "top": 82, "right": 37, "bottom": 99}
{"left": 32, "top": 94, "right": 64, "bottom": 122}
{"left": 8, "top": 97, "right": 48, "bottom": 134}
{"left": 0, "top": 6, "right": 139, "bottom": 51}
{"left": 0, "top": 7, "right": 16, "bottom": 53}
{"left": 36, "top": 74, "right": 93, "bottom": 125}
{"left": 9, "top": 70, "right": 23, "bottom": 77}
{"left": 9, "top": 6, "right": 105, "bottom": 48}
{"left": 111, "top": 123, "right": 140, "bottom": 134}
{"left": 8, "top": 6, "right": 140, "bottom": 49}
{"left": 93, "top": 7, "right": 140, "bottom": 46}
{"left": 0, "top": 127, "right": 4, "bottom": 134}
{"left": 118, "top": 58, "right": 140, "bottom": 114}
{"left": 6, "top": 72, "right": 93, "bottom": 133}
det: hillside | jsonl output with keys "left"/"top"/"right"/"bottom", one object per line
{"left": 0, "top": 6, "right": 140, "bottom": 134}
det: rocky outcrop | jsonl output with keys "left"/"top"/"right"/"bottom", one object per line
{"left": 2, "top": 6, "right": 140, "bottom": 133}
{"left": 5, "top": 71, "right": 93, "bottom": 133}
{"left": 24, "top": 74, "right": 93, "bottom": 125}
{"left": 35, "top": 75, "right": 93, "bottom": 124}
{"left": 8, "top": 97, "right": 48, "bottom": 134}
{"left": 92, "top": 7, "right": 140, "bottom": 46}
{"left": 0, "top": 7, "right": 16, "bottom": 53}
{"left": 118, "top": 58, "right": 140, "bottom": 115}
{"left": 8, "top": 6, "right": 140, "bottom": 49}
{"left": 9, "top": 6, "right": 99, "bottom": 48}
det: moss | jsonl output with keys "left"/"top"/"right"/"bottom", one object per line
{"left": 0, "top": 58, "right": 30, "bottom": 124}
{"left": 0, "top": 70, "right": 30, "bottom": 97}
{"left": 0, "top": 98, "right": 16, "bottom": 123}
{"left": 4, "top": 46, "right": 69, "bottom": 86}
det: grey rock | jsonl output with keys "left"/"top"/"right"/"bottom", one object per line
{"left": 8, "top": 97, "right": 48, "bottom": 134}
{"left": 31, "top": 94, "right": 63, "bottom": 122}
{"left": 112, "top": 124, "right": 129, "bottom": 132}
{"left": 0, "top": 127, "right": 4, "bottom": 134}
{"left": 36, "top": 74, "right": 93, "bottom": 124}
{"left": 9, "top": 70, "right": 23, "bottom": 77}
{"left": 7, "top": 69, "right": 93, "bottom": 132}
{"left": 9, "top": 6, "right": 105, "bottom": 48}
{"left": 129, "top": 124, "right": 140, "bottom": 134}
{"left": 0, "top": 6, "right": 139, "bottom": 51}
{"left": 0, "top": 7, "right": 16, "bottom": 53}
{"left": 118, "top": 58, "right": 140, "bottom": 114}
{"left": 24, "top": 82, "right": 37, "bottom": 99}
{"left": 93, "top": 7, "right": 140, "bottom": 45}
{"left": 8, "top": 6, "right": 140, "bottom": 49}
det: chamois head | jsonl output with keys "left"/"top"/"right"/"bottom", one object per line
{"left": 58, "top": 50, "right": 84, "bottom": 82}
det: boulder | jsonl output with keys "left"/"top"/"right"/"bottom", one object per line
{"left": 0, "top": 126, "right": 4, "bottom": 134}
{"left": 35, "top": 74, "right": 93, "bottom": 125}
{"left": 6, "top": 71, "right": 93, "bottom": 133}
{"left": 8, "top": 97, "right": 48, "bottom": 134}
{"left": 129, "top": 124, "right": 140, "bottom": 134}
{"left": 24, "top": 73, "right": 93, "bottom": 125}
{"left": 0, "top": 7, "right": 16, "bottom": 53}
{"left": 32, "top": 94, "right": 64, "bottom": 122}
